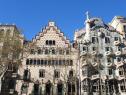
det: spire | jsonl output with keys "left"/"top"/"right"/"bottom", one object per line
{"left": 84, "top": 11, "right": 91, "bottom": 43}
{"left": 85, "top": 11, "right": 90, "bottom": 20}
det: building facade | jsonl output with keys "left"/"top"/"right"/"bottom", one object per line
{"left": 75, "top": 14, "right": 126, "bottom": 95}
{"left": 16, "top": 22, "right": 78, "bottom": 95}
{"left": 0, "top": 25, "right": 24, "bottom": 95}
{"left": 0, "top": 15, "right": 126, "bottom": 95}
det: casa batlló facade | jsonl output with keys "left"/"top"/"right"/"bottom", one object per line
{"left": 75, "top": 15, "right": 126, "bottom": 95}
{"left": 0, "top": 14, "right": 126, "bottom": 95}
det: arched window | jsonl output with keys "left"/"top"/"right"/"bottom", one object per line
{"left": 52, "top": 40, "right": 55, "bottom": 45}
{"left": 114, "top": 37, "right": 119, "bottom": 41}
{"left": 41, "top": 60, "right": 43, "bottom": 65}
{"left": 59, "top": 60, "right": 62, "bottom": 65}
{"left": 105, "top": 47, "right": 110, "bottom": 51}
{"left": 52, "top": 49, "right": 56, "bottom": 54}
{"left": 34, "top": 59, "right": 37, "bottom": 65}
{"left": 46, "top": 40, "right": 48, "bottom": 45}
{"left": 44, "top": 60, "right": 47, "bottom": 65}
{"left": 52, "top": 60, "right": 55, "bottom": 65}
{"left": 66, "top": 49, "right": 70, "bottom": 55}
{"left": 45, "top": 49, "right": 49, "bottom": 54}
{"left": 59, "top": 49, "right": 64, "bottom": 55}
{"left": 48, "top": 60, "right": 51, "bottom": 65}
{"left": 92, "top": 47, "right": 97, "bottom": 51}
{"left": 39, "top": 69, "right": 45, "bottom": 78}
{"left": 26, "top": 59, "right": 29, "bottom": 65}
{"left": 37, "top": 59, "right": 40, "bottom": 65}
{"left": 69, "top": 70, "right": 73, "bottom": 77}
{"left": 70, "top": 60, "right": 73, "bottom": 66}
{"left": 46, "top": 40, "right": 56, "bottom": 45}
{"left": 49, "top": 40, "right": 52, "bottom": 45}
{"left": 117, "top": 57, "right": 121, "bottom": 62}
{"left": 54, "top": 70, "right": 60, "bottom": 78}
{"left": 105, "top": 37, "right": 110, "bottom": 43}
{"left": 37, "top": 49, "right": 41, "bottom": 54}
{"left": 117, "top": 46, "right": 121, "bottom": 51}
{"left": 30, "top": 49, "right": 35, "bottom": 54}
{"left": 23, "top": 68, "right": 30, "bottom": 80}
{"left": 66, "top": 60, "right": 69, "bottom": 66}
{"left": 30, "top": 59, "right": 33, "bottom": 65}
{"left": 92, "top": 37, "right": 98, "bottom": 44}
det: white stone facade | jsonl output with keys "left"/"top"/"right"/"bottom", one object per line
{"left": 75, "top": 16, "right": 126, "bottom": 95}
{"left": 16, "top": 22, "right": 78, "bottom": 95}
{"left": 0, "top": 15, "right": 126, "bottom": 95}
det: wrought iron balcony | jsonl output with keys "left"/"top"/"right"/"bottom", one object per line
{"left": 81, "top": 75, "right": 89, "bottom": 80}
{"left": 80, "top": 51, "right": 87, "bottom": 56}
{"left": 117, "top": 75, "right": 125, "bottom": 80}
{"left": 82, "top": 62, "right": 88, "bottom": 67}
{"left": 12, "top": 73, "right": 18, "bottom": 78}
{"left": 91, "top": 51, "right": 97, "bottom": 56}
{"left": 9, "top": 89, "right": 14, "bottom": 94}
{"left": 105, "top": 51, "right": 112, "bottom": 56}
{"left": 106, "top": 62, "right": 113, "bottom": 67}
{"left": 91, "top": 62, "right": 98, "bottom": 67}
{"left": 115, "top": 51, "right": 121, "bottom": 56}
{"left": 108, "top": 75, "right": 114, "bottom": 79}
{"left": 115, "top": 61, "right": 124, "bottom": 68}
{"left": 91, "top": 74, "right": 100, "bottom": 80}
{"left": 114, "top": 41, "right": 120, "bottom": 46}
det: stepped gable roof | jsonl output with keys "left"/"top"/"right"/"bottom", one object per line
{"left": 31, "top": 21, "right": 70, "bottom": 45}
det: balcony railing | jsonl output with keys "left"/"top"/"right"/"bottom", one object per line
{"left": 105, "top": 51, "right": 112, "bottom": 56}
{"left": 9, "top": 89, "right": 14, "bottom": 94}
{"left": 106, "top": 62, "right": 113, "bottom": 67}
{"left": 115, "top": 61, "right": 124, "bottom": 68}
{"left": 12, "top": 73, "right": 18, "bottom": 78}
{"left": 115, "top": 51, "right": 121, "bottom": 56}
{"left": 117, "top": 75, "right": 125, "bottom": 80}
{"left": 91, "top": 74, "right": 100, "bottom": 80}
{"left": 121, "top": 48, "right": 126, "bottom": 55}
{"left": 114, "top": 41, "right": 120, "bottom": 46}
{"left": 81, "top": 76, "right": 89, "bottom": 80}
{"left": 91, "top": 51, "right": 97, "bottom": 55}
{"left": 108, "top": 75, "right": 114, "bottom": 79}
{"left": 80, "top": 51, "right": 87, "bottom": 56}
{"left": 91, "top": 62, "right": 98, "bottom": 67}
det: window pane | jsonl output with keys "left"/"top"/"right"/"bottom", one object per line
{"left": 53, "top": 40, "right": 55, "bottom": 45}
{"left": 54, "top": 70, "right": 60, "bottom": 78}
{"left": 38, "top": 49, "right": 41, "bottom": 54}
{"left": 46, "top": 40, "right": 48, "bottom": 45}
{"left": 26, "top": 59, "right": 29, "bottom": 65}
{"left": 52, "top": 49, "right": 56, "bottom": 54}
{"left": 39, "top": 69, "right": 45, "bottom": 78}
{"left": 37, "top": 59, "right": 40, "bottom": 65}
{"left": 49, "top": 40, "right": 52, "bottom": 45}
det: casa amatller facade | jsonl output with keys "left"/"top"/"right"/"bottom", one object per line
{"left": 16, "top": 22, "right": 78, "bottom": 95}
{"left": 0, "top": 14, "right": 126, "bottom": 95}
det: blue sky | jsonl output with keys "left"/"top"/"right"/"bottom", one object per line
{"left": 0, "top": 0, "right": 126, "bottom": 41}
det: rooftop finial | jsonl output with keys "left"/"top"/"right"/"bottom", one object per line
{"left": 85, "top": 11, "right": 90, "bottom": 20}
